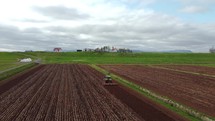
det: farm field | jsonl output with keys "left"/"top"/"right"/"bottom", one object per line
{"left": 100, "top": 65, "right": 215, "bottom": 117}
{"left": 24, "top": 52, "right": 215, "bottom": 65}
{"left": 0, "top": 64, "right": 184, "bottom": 121}
{"left": 0, "top": 52, "right": 30, "bottom": 72}
{"left": 155, "top": 65, "right": 215, "bottom": 76}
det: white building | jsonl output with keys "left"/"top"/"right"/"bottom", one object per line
{"left": 20, "top": 58, "right": 32, "bottom": 63}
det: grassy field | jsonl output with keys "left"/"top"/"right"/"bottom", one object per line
{"left": 0, "top": 52, "right": 37, "bottom": 71}
{"left": 23, "top": 52, "right": 215, "bottom": 66}
{"left": 1, "top": 52, "right": 215, "bottom": 71}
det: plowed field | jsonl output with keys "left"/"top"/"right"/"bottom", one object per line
{"left": 100, "top": 65, "right": 215, "bottom": 117}
{"left": 156, "top": 65, "right": 215, "bottom": 76}
{"left": 0, "top": 64, "right": 185, "bottom": 121}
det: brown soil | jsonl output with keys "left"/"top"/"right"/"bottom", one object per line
{"left": 0, "top": 64, "right": 187, "bottom": 121}
{"left": 0, "top": 64, "right": 141, "bottom": 121}
{"left": 100, "top": 65, "right": 215, "bottom": 117}
{"left": 157, "top": 64, "right": 215, "bottom": 76}
{"left": 0, "top": 64, "right": 45, "bottom": 95}
{"left": 105, "top": 84, "right": 186, "bottom": 121}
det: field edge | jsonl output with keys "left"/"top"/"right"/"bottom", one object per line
{"left": 0, "top": 63, "right": 38, "bottom": 84}
{"left": 90, "top": 64, "right": 214, "bottom": 121}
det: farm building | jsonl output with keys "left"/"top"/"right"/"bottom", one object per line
{"left": 53, "top": 48, "right": 62, "bottom": 52}
{"left": 209, "top": 46, "right": 215, "bottom": 53}
{"left": 84, "top": 48, "right": 94, "bottom": 52}
{"left": 117, "top": 48, "right": 132, "bottom": 53}
{"left": 20, "top": 58, "right": 32, "bottom": 63}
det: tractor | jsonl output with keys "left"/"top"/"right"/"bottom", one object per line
{"left": 103, "top": 73, "right": 117, "bottom": 86}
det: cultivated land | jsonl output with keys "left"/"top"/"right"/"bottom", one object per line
{"left": 0, "top": 64, "right": 185, "bottom": 121}
{"left": 0, "top": 52, "right": 30, "bottom": 71}
{"left": 100, "top": 65, "right": 215, "bottom": 117}
{"left": 24, "top": 52, "right": 215, "bottom": 65}
{"left": 1, "top": 52, "right": 215, "bottom": 120}
{"left": 155, "top": 65, "right": 215, "bottom": 76}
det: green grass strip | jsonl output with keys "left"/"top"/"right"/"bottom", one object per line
{"left": 150, "top": 65, "right": 215, "bottom": 78}
{"left": 0, "top": 63, "right": 37, "bottom": 82}
{"left": 90, "top": 64, "right": 214, "bottom": 121}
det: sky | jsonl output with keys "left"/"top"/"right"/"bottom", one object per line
{"left": 0, "top": 0, "right": 215, "bottom": 52}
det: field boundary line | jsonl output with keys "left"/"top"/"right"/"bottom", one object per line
{"left": 90, "top": 64, "right": 214, "bottom": 121}
{"left": 0, "top": 63, "right": 32, "bottom": 74}
{"left": 0, "top": 63, "right": 38, "bottom": 85}
{"left": 149, "top": 65, "right": 215, "bottom": 78}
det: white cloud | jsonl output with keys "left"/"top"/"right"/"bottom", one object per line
{"left": 33, "top": 6, "right": 90, "bottom": 20}
{"left": 178, "top": 0, "right": 215, "bottom": 5}
{"left": 177, "top": 0, "right": 215, "bottom": 13}
{"left": 180, "top": 6, "right": 208, "bottom": 13}
{"left": 0, "top": 0, "right": 214, "bottom": 52}
{"left": 176, "top": 0, "right": 215, "bottom": 13}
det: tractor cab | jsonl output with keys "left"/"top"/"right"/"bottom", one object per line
{"left": 103, "top": 73, "right": 117, "bottom": 86}
{"left": 104, "top": 74, "right": 112, "bottom": 83}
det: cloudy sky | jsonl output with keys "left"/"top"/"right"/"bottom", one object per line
{"left": 0, "top": 0, "right": 215, "bottom": 52}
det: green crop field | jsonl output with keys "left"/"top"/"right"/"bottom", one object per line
{"left": 24, "top": 51, "right": 215, "bottom": 66}
{"left": 0, "top": 52, "right": 34, "bottom": 72}
{"left": 1, "top": 51, "right": 215, "bottom": 71}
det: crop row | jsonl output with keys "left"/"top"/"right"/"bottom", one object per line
{"left": 0, "top": 64, "right": 142, "bottom": 121}
{"left": 100, "top": 65, "right": 215, "bottom": 117}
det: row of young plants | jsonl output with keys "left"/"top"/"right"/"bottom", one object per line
{"left": 90, "top": 64, "right": 214, "bottom": 121}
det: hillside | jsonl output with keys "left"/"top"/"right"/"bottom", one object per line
{"left": 22, "top": 52, "right": 215, "bottom": 65}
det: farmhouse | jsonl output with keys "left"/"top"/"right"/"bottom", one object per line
{"left": 53, "top": 48, "right": 62, "bottom": 52}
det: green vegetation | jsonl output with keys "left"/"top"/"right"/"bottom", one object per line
{"left": 23, "top": 52, "right": 215, "bottom": 65}
{"left": 91, "top": 65, "right": 214, "bottom": 121}
{"left": 1, "top": 52, "right": 215, "bottom": 65}
{"left": 0, "top": 63, "right": 37, "bottom": 82}
{"left": 0, "top": 52, "right": 36, "bottom": 71}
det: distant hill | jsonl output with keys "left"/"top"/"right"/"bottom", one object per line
{"left": 132, "top": 49, "right": 192, "bottom": 53}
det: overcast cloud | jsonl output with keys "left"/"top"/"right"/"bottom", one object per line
{"left": 180, "top": 6, "right": 208, "bottom": 13}
{"left": 33, "top": 6, "right": 90, "bottom": 20}
{"left": 0, "top": 0, "right": 215, "bottom": 52}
